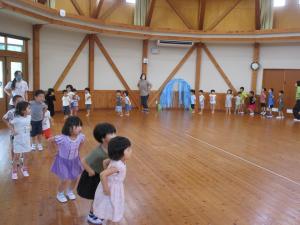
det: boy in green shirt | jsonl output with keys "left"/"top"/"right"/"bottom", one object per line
{"left": 239, "top": 87, "right": 248, "bottom": 114}
{"left": 77, "top": 123, "right": 116, "bottom": 224}
{"left": 293, "top": 81, "right": 300, "bottom": 121}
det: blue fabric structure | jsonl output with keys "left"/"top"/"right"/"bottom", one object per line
{"left": 160, "top": 79, "right": 191, "bottom": 109}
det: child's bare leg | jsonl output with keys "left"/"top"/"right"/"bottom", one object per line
{"left": 37, "top": 134, "right": 42, "bottom": 144}
{"left": 68, "top": 179, "right": 78, "bottom": 191}
{"left": 58, "top": 180, "right": 68, "bottom": 193}
{"left": 12, "top": 153, "right": 20, "bottom": 172}
{"left": 22, "top": 152, "right": 28, "bottom": 169}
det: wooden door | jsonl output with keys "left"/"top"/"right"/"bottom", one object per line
{"left": 263, "top": 69, "right": 285, "bottom": 105}
{"left": 284, "top": 70, "right": 300, "bottom": 109}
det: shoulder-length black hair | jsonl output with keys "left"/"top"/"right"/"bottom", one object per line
{"left": 108, "top": 136, "right": 131, "bottom": 161}
{"left": 15, "top": 101, "right": 29, "bottom": 117}
{"left": 62, "top": 116, "right": 83, "bottom": 136}
{"left": 140, "top": 73, "right": 146, "bottom": 80}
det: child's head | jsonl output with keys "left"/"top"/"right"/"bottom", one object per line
{"left": 62, "top": 116, "right": 83, "bottom": 136}
{"left": 66, "top": 84, "right": 73, "bottom": 93}
{"left": 227, "top": 89, "right": 232, "bottom": 94}
{"left": 108, "top": 136, "right": 132, "bottom": 161}
{"left": 199, "top": 90, "right": 204, "bottom": 94}
{"left": 190, "top": 89, "right": 195, "bottom": 95}
{"left": 73, "top": 88, "right": 77, "bottom": 94}
{"left": 93, "top": 123, "right": 117, "bottom": 144}
{"left": 249, "top": 91, "right": 254, "bottom": 96}
{"left": 140, "top": 73, "right": 146, "bottom": 80}
{"left": 262, "top": 88, "right": 267, "bottom": 92}
{"left": 279, "top": 90, "right": 284, "bottom": 96}
{"left": 269, "top": 88, "right": 274, "bottom": 93}
{"left": 116, "top": 90, "right": 121, "bottom": 96}
{"left": 63, "top": 90, "right": 68, "bottom": 96}
{"left": 47, "top": 88, "right": 55, "bottom": 95}
{"left": 296, "top": 81, "right": 300, "bottom": 87}
{"left": 15, "top": 101, "right": 30, "bottom": 116}
{"left": 240, "top": 87, "right": 244, "bottom": 92}
{"left": 211, "top": 89, "right": 215, "bottom": 94}
{"left": 34, "top": 90, "right": 45, "bottom": 102}
{"left": 123, "top": 91, "right": 129, "bottom": 97}
{"left": 12, "top": 95, "right": 23, "bottom": 106}
{"left": 85, "top": 88, "right": 90, "bottom": 94}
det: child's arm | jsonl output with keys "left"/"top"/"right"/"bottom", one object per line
{"left": 103, "top": 159, "right": 111, "bottom": 169}
{"left": 47, "top": 137, "right": 57, "bottom": 151}
{"left": 81, "top": 158, "right": 95, "bottom": 177}
{"left": 100, "top": 167, "right": 119, "bottom": 196}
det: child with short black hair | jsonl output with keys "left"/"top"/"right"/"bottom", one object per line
{"left": 2, "top": 95, "right": 23, "bottom": 162}
{"left": 240, "top": 87, "right": 248, "bottom": 114}
{"left": 209, "top": 90, "right": 216, "bottom": 114}
{"left": 266, "top": 88, "right": 274, "bottom": 118}
{"left": 190, "top": 90, "right": 196, "bottom": 113}
{"left": 123, "top": 91, "right": 132, "bottom": 116}
{"left": 225, "top": 89, "right": 233, "bottom": 115}
{"left": 77, "top": 123, "right": 117, "bottom": 225}
{"left": 10, "top": 101, "right": 31, "bottom": 180}
{"left": 276, "top": 90, "right": 284, "bottom": 119}
{"left": 115, "top": 90, "right": 123, "bottom": 117}
{"left": 42, "top": 109, "right": 53, "bottom": 140}
{"left": 260, "top": 88, "right": 267, "bottom": 116}
{"left": 234, "top": 92, "right": 242, "bottom": 114}
{"left": 49, "top": 116, "right": 85, "bottom": 203}
{"left": 30, "top": 90, "right": 47, "bottom": 151}
{"left": 45, "top": 88, "right": 56, "bottom": 117}
{"left": 248, "top": 91, "right": 256, "bottom": 116}
{"left": 85, "top": 88, "right": 92, "bottom": 117}
{"left": 62, "top": 90, "right": 71, "bottom": 120}
{"left": 198, "top": 90, "right": 205, "bottom": 115}
{"left": 93, "top": 136, "right": 132, "bottom": 224}
{"left": 71, "top": 89, "right": 80, "bottom": 116}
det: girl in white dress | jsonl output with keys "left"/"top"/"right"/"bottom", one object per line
{"left": 9, "top": 101, "right": 31, "bottom": 180}
{"left": 209, "top": 89, "right": 217, "bottom": 114}
{"left": 93, "top": 136, "right": 132, "bottom": 224}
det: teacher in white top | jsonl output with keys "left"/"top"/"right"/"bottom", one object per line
{"left": 4, "top": 71, "right": 29, "bottom": 109}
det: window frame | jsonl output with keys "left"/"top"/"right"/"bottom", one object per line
{"left": 0, "top": 33, "right": 29, "bottom": 53}
{"left": 273, "top": 0, "right": 286, "bottom": 7}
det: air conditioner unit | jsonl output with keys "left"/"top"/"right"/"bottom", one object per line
{"left": 157, "top": 40, "right": 193, "bottom": 48}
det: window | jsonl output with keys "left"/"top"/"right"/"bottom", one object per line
{"left": 0, "top": 61, "right": 3, "bottom": 98}
{"left": 126, "top": 0, "right": 136, "bottom": 4}
{"left": 274, "top": 0, "right": 286, "bottom": 7}
{"left": 0, "top": 36, "right": 4, "bottom": 51}
{"left": 10, "top": 62, "right": 23, "bottom": 81}
{"left": 0, "top": 35, "right": 25, "bottom": 52}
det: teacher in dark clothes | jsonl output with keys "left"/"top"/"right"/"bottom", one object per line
{"left": 137, "top": 73, "right": 152, "bottom": 112}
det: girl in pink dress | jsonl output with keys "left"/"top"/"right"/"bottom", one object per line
{"left": 93, "top": 136, "right": 132, "bottom": 224}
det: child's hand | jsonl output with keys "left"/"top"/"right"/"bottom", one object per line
{"left": 88, "top": 170, "right": 95, "bottom": 177}
{"left": 103, "top": 187, "right": 111, "bottom": 196}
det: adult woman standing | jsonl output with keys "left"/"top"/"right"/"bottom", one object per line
{"left": 138, "top": 73, "right": 152, "bottom": 112}
{"left": 4, "top": 71, "right": 28, "bottom": 109}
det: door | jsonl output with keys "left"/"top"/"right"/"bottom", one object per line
{"left": 263, "top": 69, "right": 285, "bottom": 105}
{"left": 284, "top": 70, "right": 300, "bottom": 109}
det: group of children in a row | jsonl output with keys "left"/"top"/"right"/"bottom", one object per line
{"left": 190, "top": 87, "right": 285, "bottom": 119}
{"left": 115, "top": 90, "right": 132, "bottom": 117}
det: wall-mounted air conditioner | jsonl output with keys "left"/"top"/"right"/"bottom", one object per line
{"left": 157, "top": 40, "right": 193, "bottom": 48}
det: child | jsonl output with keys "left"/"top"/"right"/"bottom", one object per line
{"left": 248, "top": 91, "right": 256, "bottom": 116}
{"left": 260, "top": 88, "right": 267, "bottom": 116}
{"left": 30, "top": 90, "right": 47, "bottom": 151}
{"left": 2, "top": 95, "right": 23, "bottom": 162}
{"left": 115, "top": 90, "right": 123, "bottom": 117}
{"left": 85, "top": 88, "right": 92, "bottom": 117}
{"left": 66, "top": 85, "right": 75, "bottom": 115}
{"left": 190, "top": 90, "right": 196, "bottom": 113}
{"left": 93, "top": 136, "right": 132, "bottom": 224}
{"left": 234, "top": 92, "right": 241, "bottom": 114}
{"left": 9, "top": 101, "right": 31, "bottom": 180}
{"left": 62, "top": 90, "right": 71, "bottom": 120}
{"left": 42, "top": 109, "right": 53, "bottom": 140}
{"left": 49, "top": 116, "right": 85, "bottom": 203}
{"left": 239, "top": 87, "right": 248, "bottom": 114}
{"left": 209, "top": 90, "right": 216, "bottom": 114}
{"left": 71, "top": 89, "right": 80, "bottom": 116}
{"left": 225, "top": 89, "right": 233, "bottom": 115}
{"left": 266, "top": 88, "right": 274, "bottom": 118}
{"left": 293, "top": 81, "right": 300, "bottom": 122}
{"left": 123, "top": 91, "right": 132, "bottom": 116}
{"left": 77, "top": 123, "right": 117, "bottom": 224}
{"left": 45, "top": 88, "right": 56, "bottom": 117}
{"left": 198, "top": 90, "right": 205, "bottom": 115}
{"left": 277, "top": 90, "right": 284, "bottom": 119}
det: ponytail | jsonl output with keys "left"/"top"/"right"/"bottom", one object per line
{"left": 11, "top": 78, "right": 17, "bottom": 90}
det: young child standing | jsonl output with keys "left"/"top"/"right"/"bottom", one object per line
{"left": 209, "top": 90, "right": 217, "bottom": 114}
{"left": 49, "top": 116, "right": 85, "bottom": 203}
{"left": 277, "top": 90, "right": 285, "bottom": 119}
{"left": 93, "top": 136, "right": 132, "bottom": 224}
{"left": 260, "top": 88, "right": 267, "bottom": 116}
{"left": 66, "top": 85, "right": 75, "bottom": 116}
{"left": 190, "top": 90, "right": 196, "bottom": 113}
{"left": 248, "top": 91, "right": 256, "bottom": 116}
{"left": 239, "top": 87, "right": 248, "bottom": 114}
{"left": 45, "top": 88, "right": 56, "bottom": 117}
{"left": 225, "top": 89, "right": 233, "bottom": 115}
{"left": 71, "top": 89, "right": 80, "bottom": 116}
{"left": 42, "top": 109, "right": 53, "bottom": 140}
{"left": 266, "top": 88, "right": 275, "bottom": 118}
{"left": 77, "top": 123, "right": 116, "bottom": 225}
{"left": 115, "top": 90, "right": 123, "bottom": 117}
{"left": 9, "top": 101, "right": 31, "bottom": 180}
{"left": 198, "top": 90, "right": 205, "bottom": 115}
{"left": 234, "top": 92, "right": 241, "bottom": 114}
{"left": 85, "top": 88, "right": 92, "bottom": 117}
{"left": 30, "top": 90, "right": 47, "bottom": 151}
{"left": 123, "top": 91, "right": 132, "bottom": 116}
{"left": 62, "top": 90, "right": 71, "bottom": 120}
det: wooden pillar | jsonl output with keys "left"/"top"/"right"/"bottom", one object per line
{"left": 33, "top": 24, "right": 42, "bottom": 90}
{"left": 255, "top": 0, "right": 260, "bottom": 30}
{"left": 142, "top": 40, "right": 148, "bottom": 75}
{"left": 194, "top": 43, "right": 202, "bottom": 112}
{"left": 251, "top": 43, "right": 260, "bottom": 93}
{"left": 89, "top": 34, "right": 95, "bottom": 91}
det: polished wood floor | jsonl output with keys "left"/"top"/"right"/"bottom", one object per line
{"left": 0, "top": 110, "right": 299, "bottom": 225}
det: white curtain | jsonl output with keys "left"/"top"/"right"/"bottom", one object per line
{"left": 134, "top": 0, "right": 149, "bottom": 26}
{"left": 260, "top": 0, "right": 273, "bottom": 29}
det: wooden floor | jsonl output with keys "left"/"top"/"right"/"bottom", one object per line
{"left": 0, "top": 110, "right": 299, "bottom": 225}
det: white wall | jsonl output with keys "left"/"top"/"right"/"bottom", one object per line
{"left": 1, "top": 12, "right": 300, "bottom": 94}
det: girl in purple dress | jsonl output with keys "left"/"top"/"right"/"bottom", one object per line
{"left": 49, "top": 116, "right": 85, "bottom": 203}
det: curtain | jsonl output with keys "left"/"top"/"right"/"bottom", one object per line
{"left": 260, "top": 0, "right": 273, "bottom": 29}
{"left": 134, "top": 0, "right": 149, "bottom": 26}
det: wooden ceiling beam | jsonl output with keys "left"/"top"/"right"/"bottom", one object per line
{"left": 165, "top": 0, "right": 193, "bottom": 29}
{"left": 149, "top": 45, "right": 197, "bottom": 106}
{"left": 70, "top": 0, "right": 85, "bottom": 16}
{"left": 198, "top": 0, "right": 206, "bottom": 30}
{"left": 93, "top": 0, "right": 105, "bottom": 18}
{"left": 146, "top": 0, "right": 156, "bottom": 26}
{"left": 100, "top": 0, "right": 122, "bottom": 21}
{"left": 53, "top": 35, "right": 89, "bottom": 90}
{"left": 206, "top": 0, "right": 243, "bottom": 31}
{"left": 94, "top": 36, "right": 139, "bottom": 107}
{"left": 202, "top": 44, "right": 237, "bottom": 93}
